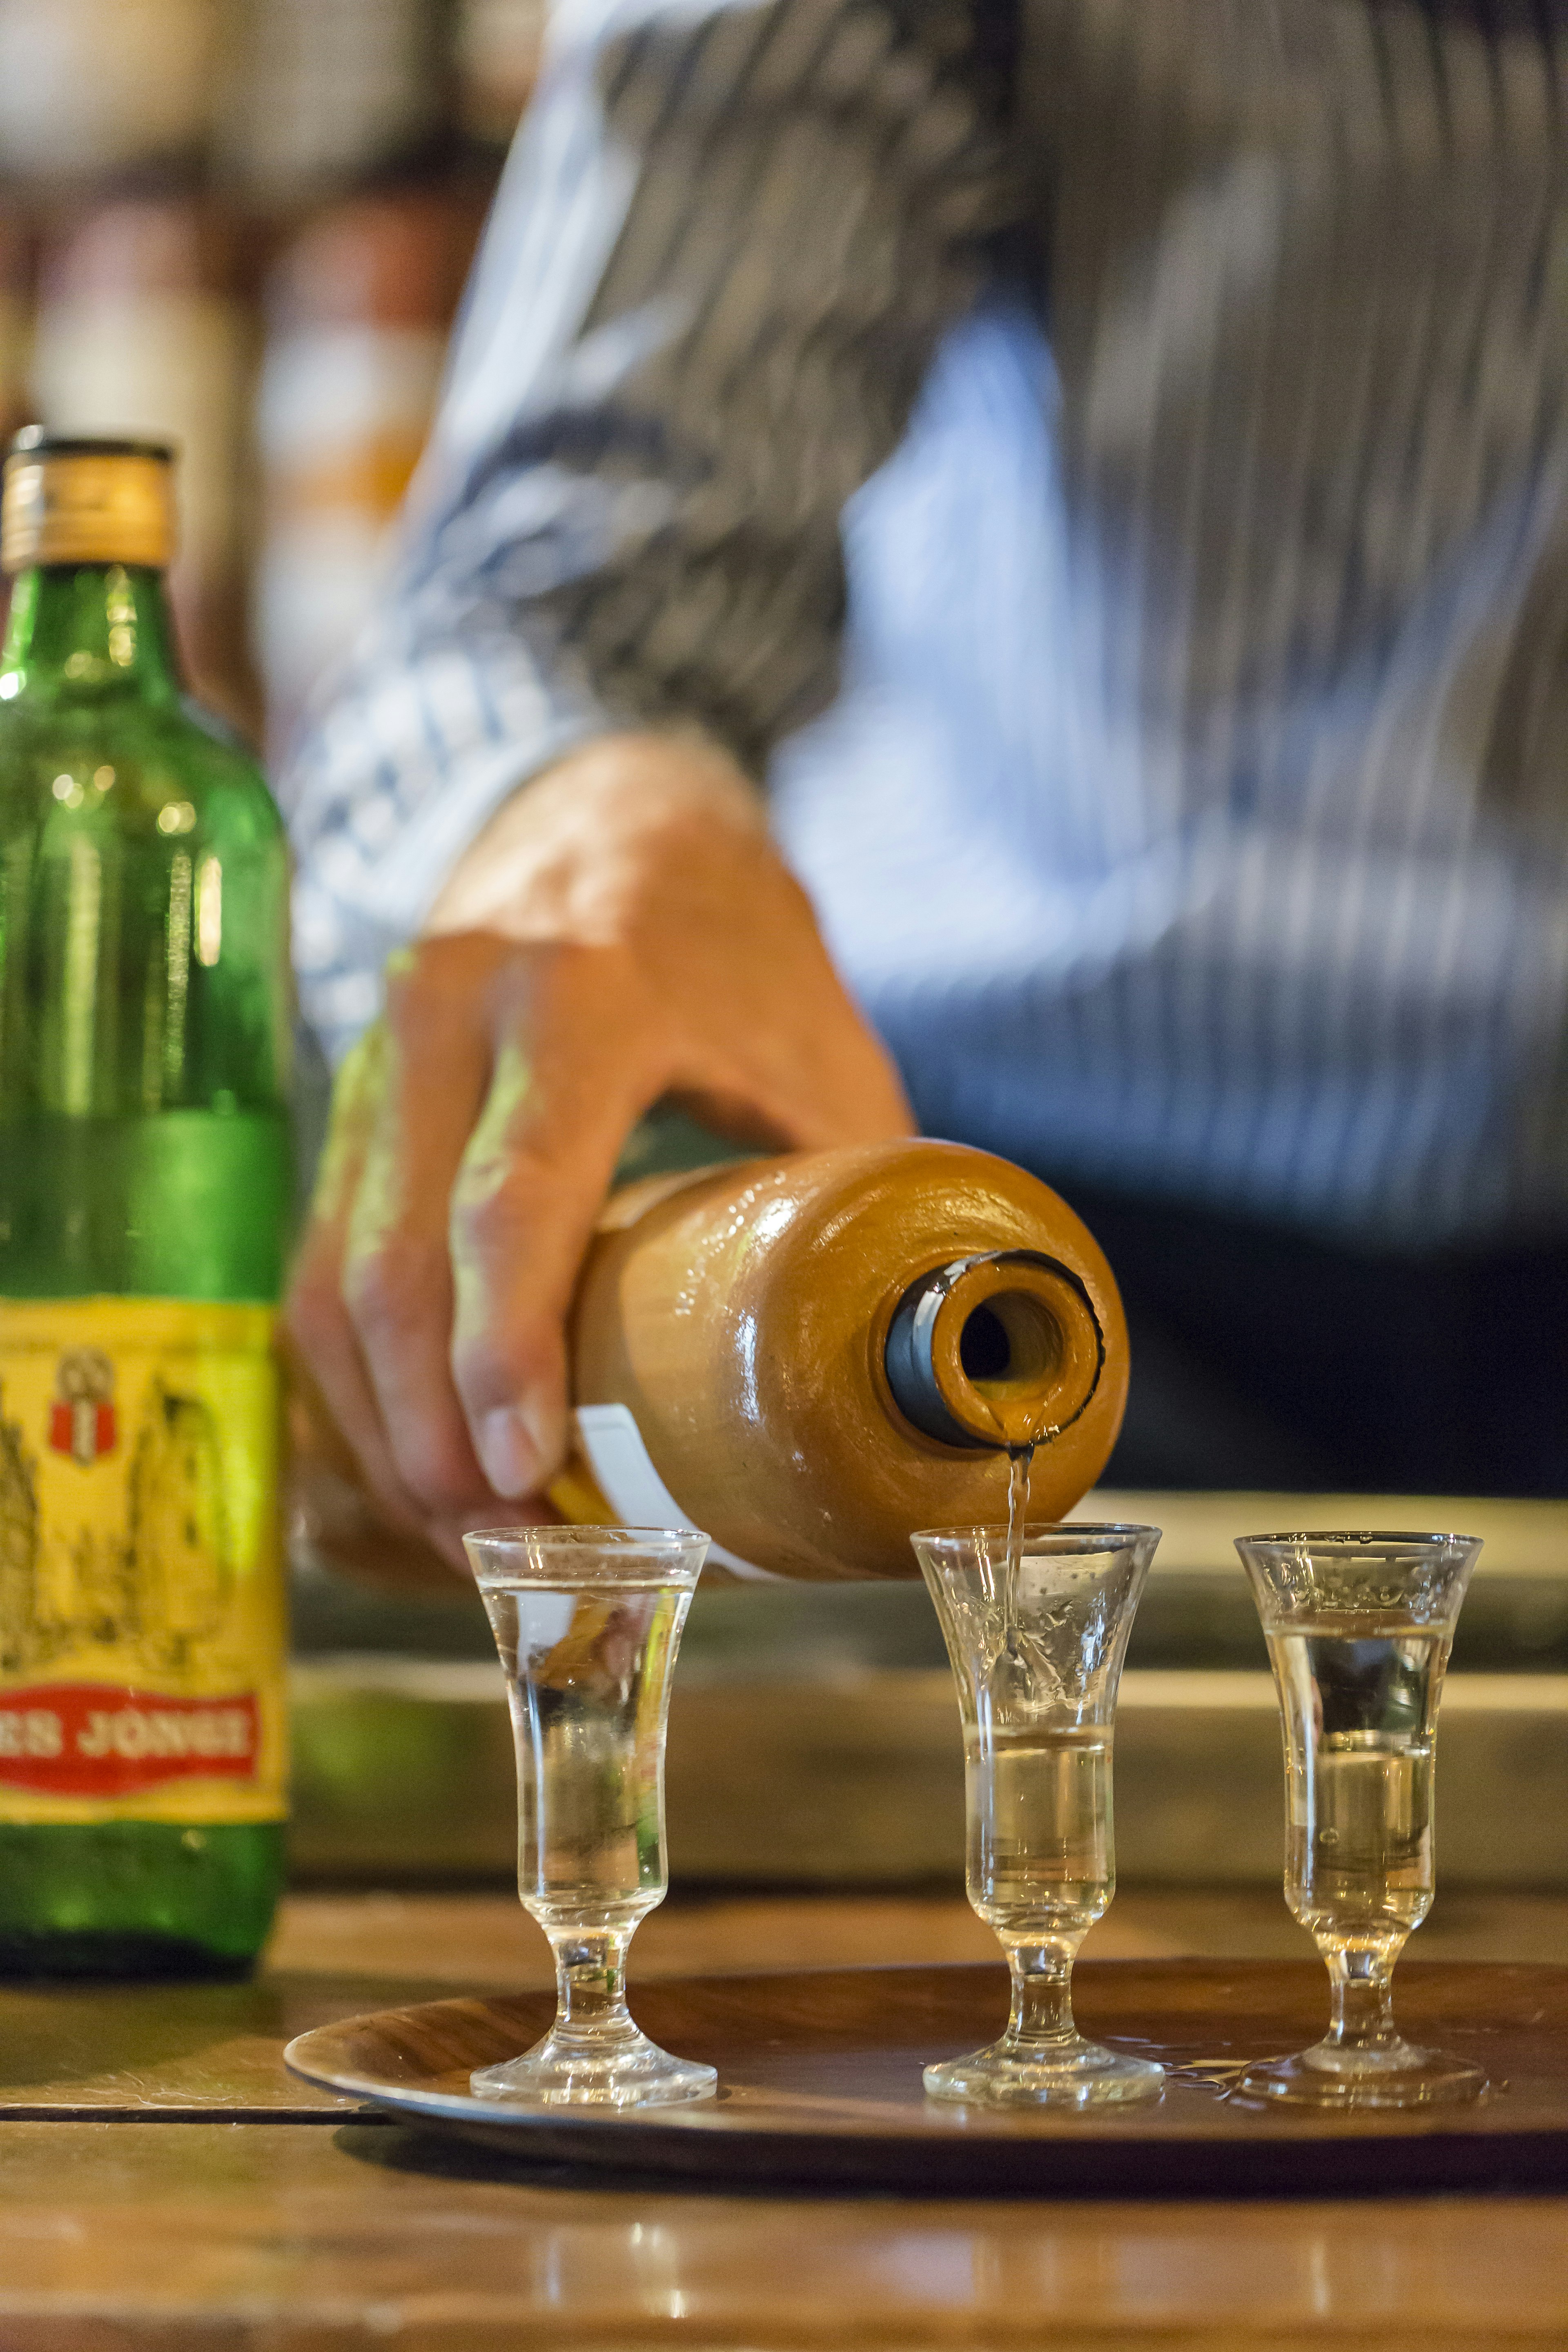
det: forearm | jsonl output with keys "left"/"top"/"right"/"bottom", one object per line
{"left": 424, "top": 731, "right": 759, "bottom": 939}
{"left": 283, "top": 0, "right": 1013, "bottom": 1061}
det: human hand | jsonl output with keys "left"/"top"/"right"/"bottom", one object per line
{"left": 285, "top": 732, "right": 914, "bottom": 1568}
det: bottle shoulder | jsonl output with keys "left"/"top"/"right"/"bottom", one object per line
{"left": 0, "top": 694, "right": 284, "bottom": 852}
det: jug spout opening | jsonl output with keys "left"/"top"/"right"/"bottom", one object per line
{"left": 884, "top": 1250, "right": 1105, "bottom": 1452}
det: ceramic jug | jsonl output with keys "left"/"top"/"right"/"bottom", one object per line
{"left": 547, "top": 1139, "right": 1128, "bottom": 1581}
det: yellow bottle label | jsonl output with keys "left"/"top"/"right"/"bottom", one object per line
{"left": 0, "top": 1298, "right": 286, "bottom": 1826}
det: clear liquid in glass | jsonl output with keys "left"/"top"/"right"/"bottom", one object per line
{"left": 1270, "top": 1624, "right": 1442, "bottom": 1955}
{"left": 466, "top": 1529, "right": 715, "bottom": 2110}
{"left": 969, "top": 1726, "right": 1111, "bottom": 1944}
{"left": 483, "top": 1579, "right": 686, "bottom": 1935}
{"left": 914, "top": 1522, "right": 1163, "bottom": 2108}
{"left": 1235, "top": 1525, "right": 1487, "bottom": 2112}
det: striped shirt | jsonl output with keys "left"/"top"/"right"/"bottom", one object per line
{"left": 283, "top": 0, "right": 1568, "bottom": 1246}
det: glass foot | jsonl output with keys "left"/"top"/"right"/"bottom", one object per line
{"left": 1238, "top": 2040, "right": 1488, "bottom": 2111}
{"left": 470, "top": 2025, "right": 717, "bottom": 2109}
{"left": 924, "top": 2037, "right": 1165, "bottom": 2110}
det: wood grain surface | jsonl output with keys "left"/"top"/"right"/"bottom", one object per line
{"left": 1, "top": 2117, "right": 1567, "bottom": 2349}
{"left": 4, "top": 1893, "right": 1568, "bottom": 2345}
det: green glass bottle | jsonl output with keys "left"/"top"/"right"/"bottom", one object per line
{"left": 0, "top": 431, "right": 291, "bottom": 1975}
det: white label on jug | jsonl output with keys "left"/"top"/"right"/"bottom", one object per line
{"left": 571, "top": 1404, "right": 786, "bottom": 1584}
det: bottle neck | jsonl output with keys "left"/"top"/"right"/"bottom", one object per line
{"left": 0, "top": 562, "right": 183, "bottom": 707}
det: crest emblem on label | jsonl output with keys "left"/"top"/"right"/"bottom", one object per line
{"left": 48, "top": 1348, "right": 116, "bottom": 1466}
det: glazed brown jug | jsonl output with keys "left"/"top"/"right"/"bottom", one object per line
{"left": 546, "top": 1139, "right": 1128, "bottom": 1581}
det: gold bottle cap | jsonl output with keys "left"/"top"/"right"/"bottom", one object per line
{"left": 1, "top": 428, "right": 177, "bottom": 573}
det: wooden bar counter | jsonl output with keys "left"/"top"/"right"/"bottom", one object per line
{"left": 2, "top": 1889, "right": 1567, "bottom": 2347}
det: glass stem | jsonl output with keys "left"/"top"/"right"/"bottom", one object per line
{"left": 547, "top": 1926, "right": 639, "bottom": 2045}
{"left": 1322, "top": 1940, "right": 1405, "bottom": 2054}
{"left": 1003, "top": 1939, "right": 1082, "bottom": 2051}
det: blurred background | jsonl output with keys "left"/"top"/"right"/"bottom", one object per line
{"left": 8, "top": 0, "right": 1568, "bottom": 1911}
{"left": 0, "top": 0, "right": 542, "bottom": 750}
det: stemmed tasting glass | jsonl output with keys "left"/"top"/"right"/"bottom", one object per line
{"left": 463, "top": 1525, "right": 716, "bottom": 2107}
{"left": 912, "top": 1522, "right": 1164, "bottom": 2108}
{"left": 1236, "top": 1530, "right": 1485, "bottom": 2109}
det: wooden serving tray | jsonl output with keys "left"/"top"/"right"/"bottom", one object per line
{"left": 285, "top": 1958, "right": 1568, "bottom": 2194}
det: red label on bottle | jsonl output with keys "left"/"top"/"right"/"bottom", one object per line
{"left": 0, "top": 1685, "right": 259, "bottom": 1797}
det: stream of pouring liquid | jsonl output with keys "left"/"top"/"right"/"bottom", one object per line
{"left": 1000, "top": 1434, "right": 1047, "bottom": 1659}
{"left": 973, "top": 1366, "right": 1062, "bottom": 1659}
